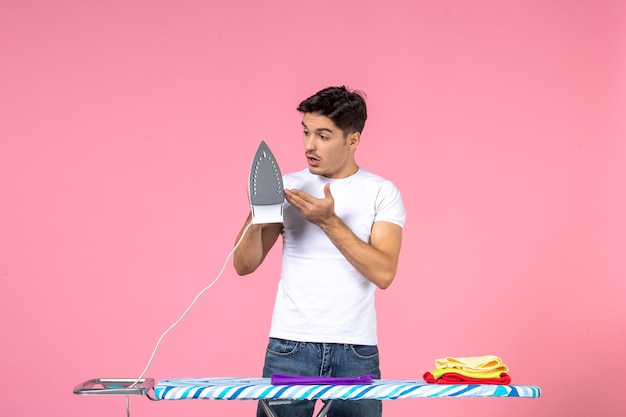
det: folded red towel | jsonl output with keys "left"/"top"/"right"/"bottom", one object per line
{"left": 423, "top": 371, "right": 511, "bottom": 385}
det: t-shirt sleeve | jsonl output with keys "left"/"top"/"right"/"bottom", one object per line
{"left": 374, "top": 180, "right": 406, "bottom": 228}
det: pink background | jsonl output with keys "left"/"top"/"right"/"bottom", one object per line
{"left": 1, "top": 1, "right": 625, "bottom": 416}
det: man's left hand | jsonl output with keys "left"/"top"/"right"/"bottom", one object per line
{"left": 284, "top": 183, "right": 336, "bottom": 227}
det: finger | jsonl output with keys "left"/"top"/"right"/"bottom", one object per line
{"left": 323, "top": 183, "right": 332, "bottom": 199}
{"left": 284, "top": 189, "right": 309, "bottom": 209}
{"left": 286, "top": 189, "right": 315, "bottom": 205}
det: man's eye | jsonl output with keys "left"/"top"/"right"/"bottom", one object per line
{"left": 303, "top": 130, "right": 310, "bottom": 136}
{"left": 320, "top": 135, "right": 329, "bottom": 141}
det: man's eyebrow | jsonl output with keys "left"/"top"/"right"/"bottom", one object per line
{"left": 302, "top": 121, "right": 334, "bottom": 133}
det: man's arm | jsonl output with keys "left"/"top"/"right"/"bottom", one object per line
{"left": 284, "top": 184, "right": 403, "bottom": 289}
{"left": 233, "top": 212, "right": 282, "bottom": 276}
{"left": 320, "top": 216, "right": 403, "bottom": 289}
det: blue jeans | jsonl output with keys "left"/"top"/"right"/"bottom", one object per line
{"left": 256, "top": 338, "right": 383, "bottom": 417}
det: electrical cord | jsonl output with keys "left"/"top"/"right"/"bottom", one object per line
{"left": 124, "top": 221, "right": 253, "bottom": 417}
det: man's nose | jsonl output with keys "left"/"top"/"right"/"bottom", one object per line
{"left": 304, "top": 136, "right": 316, "bottom": 151}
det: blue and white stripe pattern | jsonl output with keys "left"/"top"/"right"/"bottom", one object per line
{"left": 153, "top": 377, "right": 541, "bottom": 400}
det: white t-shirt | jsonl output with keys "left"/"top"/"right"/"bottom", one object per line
{"left": 269, "top": 168, "right": 406, "bottom": 345}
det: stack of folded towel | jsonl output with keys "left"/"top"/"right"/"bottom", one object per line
{"left": 423, "top": 355, "right": 511, "bottom": 385}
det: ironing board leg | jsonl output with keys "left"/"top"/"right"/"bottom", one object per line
{"left": 259, "top": 399, "right": 335, "bottom": 417}
{"left": 260, "top": 400, "right": 279, "bottom": 417}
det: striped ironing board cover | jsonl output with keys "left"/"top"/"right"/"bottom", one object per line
{"left": 154, "top": 377, "right": 541, "bottom": 400}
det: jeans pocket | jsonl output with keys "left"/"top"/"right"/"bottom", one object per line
{"left": 266, "top": 337, "right": 300, "bottom": 356}
{"left": 349, "top": 344, "right": 379, "bottom": 360}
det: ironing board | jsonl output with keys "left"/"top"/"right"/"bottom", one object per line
{"left": 75, "top": 377, "right": 540, "bottom": 417}
{"left": 156, "top": 377, "right": 540, "bottom": 417}
{"left": 154, "top": 376, "right": 541, "bottom": 400}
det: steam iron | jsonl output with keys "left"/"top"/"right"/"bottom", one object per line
{"left": 249, "top": 141, "right": 284, "bottom": 224}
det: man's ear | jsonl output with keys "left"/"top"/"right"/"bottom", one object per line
{"left": 348, "top": 131, "right": 360, "bottom": 149}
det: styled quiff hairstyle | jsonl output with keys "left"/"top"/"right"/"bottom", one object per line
{"left": 297, "top": 86, "right": 367, "bottom": 135}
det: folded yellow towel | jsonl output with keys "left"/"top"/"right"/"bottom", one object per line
{"left": 429, "top": 368, "right": 504, "bottom": 380}
{"left": 435, "top": 355, "right": 508, "bottom": 373}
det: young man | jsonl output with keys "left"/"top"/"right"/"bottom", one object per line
{"left": 234, "top": 86, "right": 406, "bottom": 417}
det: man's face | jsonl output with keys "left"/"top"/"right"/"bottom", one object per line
{"left": 301, "top": 112, "right": 358, "bottom": 179}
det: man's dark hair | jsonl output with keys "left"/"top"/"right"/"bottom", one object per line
{"left": 297, "top": 86, "right": 367, "bottom": 134}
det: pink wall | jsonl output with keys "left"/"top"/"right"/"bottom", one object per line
{"left": 1, "top": 1, "right": 625, "bottom": 416}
